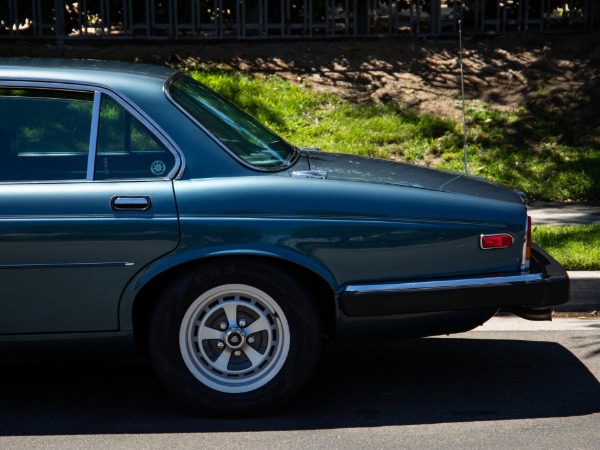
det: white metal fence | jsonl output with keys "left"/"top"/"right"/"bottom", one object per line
{"left": 1, "top": 1, "right": 596, "bottom": 42}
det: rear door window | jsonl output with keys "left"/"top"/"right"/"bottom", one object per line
{"left": 95, "top": 94, "right": 175, "bottom": 180}
{"left": 0, "top": 88, "right": 93, "bottom": 181}
{"left": 0, "top": 87, "right": 177, "bottom": 182}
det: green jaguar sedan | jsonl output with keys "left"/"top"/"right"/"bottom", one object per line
{"left": 0, "top": 58, "right": 568, "bottom": 416}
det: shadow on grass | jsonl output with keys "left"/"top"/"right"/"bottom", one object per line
{"left": 0, "top": 336, "right": 598, "bottom": 435}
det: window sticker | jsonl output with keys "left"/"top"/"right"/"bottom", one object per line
{"left": 151, "top": 160, "right": 167, "bottom": 176}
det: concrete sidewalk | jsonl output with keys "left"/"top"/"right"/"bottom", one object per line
{"left": 529, "top": 202, "right": 600, "bottom": 226}
{"left": 528, "top": 202, "right": 599, "bottom": 312}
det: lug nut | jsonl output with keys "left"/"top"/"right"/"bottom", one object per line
{"left": 219, "top": 321, "right": 228, "bottom": 330}
{"left": 216, "top": 341, "right": 225, "bottom": 349}
{"left": 238, "top": 319, "right": 247, "bottom": 327}
{"left": 247, "top": 336, "right": 256, "bottom": 344}
{"left": 233, "top": 350, "right": 242, "bottom": 357}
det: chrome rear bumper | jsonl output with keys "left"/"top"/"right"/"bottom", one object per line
{"left": 338, "top": 244, "right": 569, "bottom": 317}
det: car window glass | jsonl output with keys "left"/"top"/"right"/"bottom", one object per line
{"left": 0, "top": 88, "right": 93, "bottom": 182}
{"left": 95, "top": 95, "right": 175, "bottom": 180}
{"left": 168, "top": 75, "right": 297, "bottom": 170}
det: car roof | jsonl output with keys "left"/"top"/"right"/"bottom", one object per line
{"left": 0, "top": 57, "right": 178, "bottom": 94}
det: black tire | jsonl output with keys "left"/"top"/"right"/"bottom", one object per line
{"left": 148, "top": 259, "right": 321, "bottom": 417}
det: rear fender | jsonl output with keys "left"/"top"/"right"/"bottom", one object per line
{"left": 117, "top": 245, "right": 338, "bottom": 331}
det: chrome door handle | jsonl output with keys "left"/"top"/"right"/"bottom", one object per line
{"left": 110, "top": 196, "right": 152, "bottom": 211}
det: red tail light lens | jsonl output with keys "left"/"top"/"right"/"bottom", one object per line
{"left": 480, "top": 234, "right": 514, "bottom": 249}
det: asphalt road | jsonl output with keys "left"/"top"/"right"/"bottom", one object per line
{"left": 0, "top": 317, "right": 598, "bottom": 449}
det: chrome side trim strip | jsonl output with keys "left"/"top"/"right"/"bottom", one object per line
{"left": 0, "top": 262, "right": 135, "bottom": 270}
{"left": 345, "top": 273, "right": 544, "bottom": 293}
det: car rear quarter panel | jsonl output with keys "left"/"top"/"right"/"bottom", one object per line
{"left": 170, "top": 176, "right": 526, "bottom": 289}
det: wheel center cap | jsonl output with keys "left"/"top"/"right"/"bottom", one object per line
{"left": 224, "top": 328, "right": 246, "bottom": 349}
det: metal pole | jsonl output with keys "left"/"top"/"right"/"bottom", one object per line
{"left": 459, "top": 1, "right": 468, "bottom": 175}
{"left": 54, "top": 0, "right": 65, "bottom": 44}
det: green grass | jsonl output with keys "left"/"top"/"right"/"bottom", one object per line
{"left": 532, "top": 225, "right": 600, "bottom": 270}
{"left": 189, "top": 70, "right": 600, "bottom": 202}
{"left": 457, "top": 100, "right": 600, "bottom": 203}
{"left": 192, "top": 71, "right": 454, "bottom": 161}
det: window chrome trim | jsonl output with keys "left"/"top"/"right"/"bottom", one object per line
{"left": 344, "top": 273, "right": 545, "bottom": 294}
{"left": 0, "top": 80, "right": 185, "bottom": 181}
{"left": 163, "top": 72, "right": 300, "bottom": 173}
{"left": 87, "top": 91, "right": 102, "bottom": 181}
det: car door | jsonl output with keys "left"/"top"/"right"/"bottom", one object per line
{"left": 0, "top": 85, "right": 181, "bottom": 334}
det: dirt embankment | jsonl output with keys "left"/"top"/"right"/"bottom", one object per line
{"left": 2, "top": 33, "right": 600, "bottom": 121}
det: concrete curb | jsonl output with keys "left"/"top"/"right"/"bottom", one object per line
{"left": 555, "top": 271, "right": 600, "bottom": 312}
{"left": 526, "top": 203, "right": 599, "bottom": 312}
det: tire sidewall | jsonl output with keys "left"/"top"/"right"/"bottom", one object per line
{"left": 149, "top": 260, "right": 320, "bottom": 416}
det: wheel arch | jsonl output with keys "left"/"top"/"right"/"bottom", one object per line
{"left": 129, "top": 254, "right": 336, "bottom": 355}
